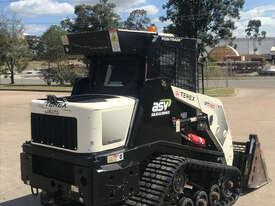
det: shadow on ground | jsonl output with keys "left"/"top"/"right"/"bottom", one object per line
{"left": 1, "top": 195, "right": 40, "bottom": 206}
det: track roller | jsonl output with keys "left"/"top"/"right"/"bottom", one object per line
{"left": 221, "top": 177, "right": 240, "bottom": 205}
{"left": 178, "top": 197, "right": 194, "bottom": 206}
{"left": 193, "top": 191, "right": 208, "bottom": 206}
{"left": 173, "top": 169, "right": 186, "bottom": 194}
{"left": 40, "top": 190, "right": 55, "bottom": 206}
{"left": 209, "top": 184, "right": 221, "bottom": 206}
{"left": 221, "top": 179, "right": 234, "bottom": 199}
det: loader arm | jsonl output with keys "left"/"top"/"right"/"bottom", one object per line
{"left": 171, "top": 86, "right": 234, "bottom": 165}
{"left": 171, "top": 86, "right": 270, "bottom": 192}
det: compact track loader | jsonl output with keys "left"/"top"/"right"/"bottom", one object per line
{"left": 20, "top": 29, "right": 270, "bottom": 206}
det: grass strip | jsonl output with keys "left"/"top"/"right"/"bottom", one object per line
{"left": 203, "top": 88, "right": 235, "bottom": 97}
{"left": 0, "top": 85, "right": 234, "bottom": 97}
{"left": 0, "top": 85, "right": 72, "bottom": 92}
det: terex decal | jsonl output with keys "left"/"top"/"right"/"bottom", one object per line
{"left": 175, "top": 90, "right": 195, "bottom": 101}
{"left": 151, "top": 99, "right": 172, "bottom": 117}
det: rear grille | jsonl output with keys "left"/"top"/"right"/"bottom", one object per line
{"left": 31, "top": 113, "right": 77, "bottom": 150}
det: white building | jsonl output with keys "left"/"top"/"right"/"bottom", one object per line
{"left": 217, "top": 38, "right": 275, "bottom": 55}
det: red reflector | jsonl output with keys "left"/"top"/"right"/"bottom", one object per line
{"left": 188, "top": 133, "right": 206, "bottom": 147}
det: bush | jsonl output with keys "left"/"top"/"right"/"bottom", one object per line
{"left": 0, "top": 66, "right": 9, "bottom": 78}
{"left": 40, "top": 65, "right": 87, "bottom": 86}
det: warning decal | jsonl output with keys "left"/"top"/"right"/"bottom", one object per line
{"left": 109, "top": 30, "right": 121, "bottom": 52}
{"left": 107, "top": 153, "right": 124, "bottom": 163}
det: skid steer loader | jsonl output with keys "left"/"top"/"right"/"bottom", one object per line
{"left": 20, "top": 29, "right": 270, "bottom": 206}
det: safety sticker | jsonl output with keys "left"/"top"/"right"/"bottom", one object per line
{"left": 176, "top": 119, "right": 180, "bottom": 132}
{"left": 61, "top": 35, "right": 69, "bottom": 45}
{"left": 109, "top": 30, "right": 121, "bottom": 52}
{"left": 71, "top": 185, "right": 79, "bottom": 193}
{"left": 107, "top": 153, "right": 124, "bottom": 164}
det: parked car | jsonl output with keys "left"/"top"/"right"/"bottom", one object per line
{"left": 259, "top": 64, "right": 275, "bottom": 76}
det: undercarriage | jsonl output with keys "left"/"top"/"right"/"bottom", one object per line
{"left": 124, "top": 155, "right": 241, "bottom": 206}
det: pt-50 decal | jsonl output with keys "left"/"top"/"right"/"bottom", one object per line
{"left": 151, "top": 99, "right": 172, "bottom": 117}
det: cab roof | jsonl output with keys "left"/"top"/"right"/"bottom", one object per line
{"left": 62, "top": 29, "right": 183, "bottom": 56}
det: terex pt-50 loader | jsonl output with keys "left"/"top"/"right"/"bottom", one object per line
{"left": 20, "top": 30, "right": 270, "bottom": 206}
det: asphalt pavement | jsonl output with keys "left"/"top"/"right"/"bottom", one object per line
{"left": 0, "top": 88, "right": 275, "bottom": 206}
{"left": 1, "top": 75, "right": 274, "bottom": 88}
{"left": 207, "top": 78, "right": 275, "bottom": 88}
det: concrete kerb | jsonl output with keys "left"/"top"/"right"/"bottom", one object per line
{"left": 0, "top": 88, "right": 71, "bottom": 93}
{"left": 0, "top": 88, "right": 236, "bottom": 97}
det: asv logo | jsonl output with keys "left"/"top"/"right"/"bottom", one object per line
{"left": 151, "top": 99, "right": 172, "bottom": 117}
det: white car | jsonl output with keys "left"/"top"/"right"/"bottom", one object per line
{"left": 20, "top": 70, "right": 42, "bottom": 78}
{"left": 260, "top": 65, "right": 275, "bottom": 76}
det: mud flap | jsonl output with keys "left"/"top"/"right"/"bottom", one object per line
{"left": 233, "top": 134, "right": 271, "bottom": 193}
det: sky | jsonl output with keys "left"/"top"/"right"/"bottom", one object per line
{"left": 0, "top": 0, "right": 275, "bottom": 37}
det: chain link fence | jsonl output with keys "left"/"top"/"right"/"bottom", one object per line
{"left": 199, "top": 61, "right": 231, "bottom": 90}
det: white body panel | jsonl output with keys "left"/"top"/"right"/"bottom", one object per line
{"left": 30, "top": 96, "right": 135, "bottom": 153}
{"left": 172, "top": 86, "right": 233, "bottom": 166}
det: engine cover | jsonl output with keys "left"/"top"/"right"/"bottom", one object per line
{"left": 30, "top": 95, "right": 136, "bottom": 153}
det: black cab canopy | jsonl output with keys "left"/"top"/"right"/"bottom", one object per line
{"left": 63, "top": 29, "right": 199, "bottom": 93}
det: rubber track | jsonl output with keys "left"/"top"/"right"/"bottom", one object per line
{"left": 122, "top": 155, "right": 241, "bottom": 206}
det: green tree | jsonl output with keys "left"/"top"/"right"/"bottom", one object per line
{"left": 245, "top": 20, "right": 266, "bottom": 39}
{"left": 0, "top": 15, "right": 31, "bottom": 84}
{"left": 38, "top": 25, "right": 87, "bottom": 85}
{"left": 61, "top": 0, "right": 121, "bottom": 32}
{"left": 38, "top": 25, "right": 68, "bottom": 84}
{"left": 123, "top": 9, "right": 151, "bottom": 30}
{"left": 245, "top": 20, "right": 266, "bottom": 53}
{"left": 160, "top": 0, "right": 245, "bottom": 54}
{"left": 25, "top": 35, "right": 41, "bottom": 59}
{"left": 38, "top": 25, "right": 67, "bottom": 65}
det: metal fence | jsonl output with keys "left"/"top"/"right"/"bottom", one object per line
{"left": 199, "top": 61, "right": 230, "bottom": 90}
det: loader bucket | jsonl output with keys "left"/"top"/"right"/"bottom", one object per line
{"left": 233, "top": 134, "right": 270, "bottom": 193}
